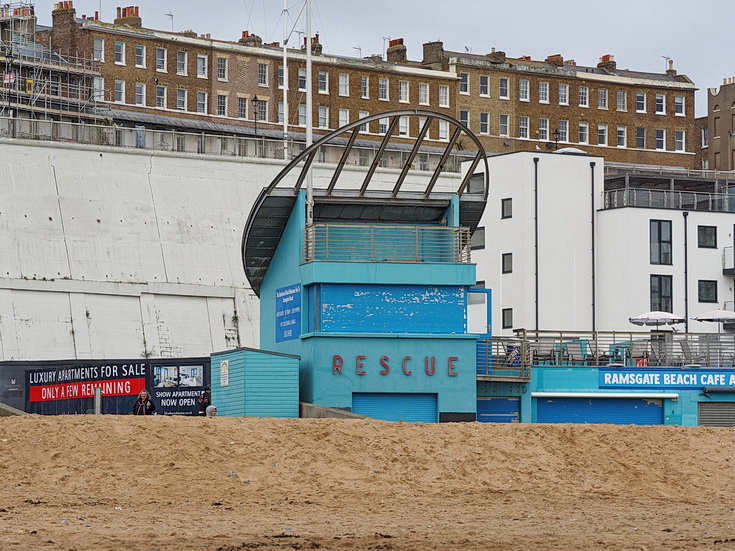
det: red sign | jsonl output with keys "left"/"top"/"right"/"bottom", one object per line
{"left": 3, "top": 72, "right": 15, "bottom": 84}
{"left": 29, "top": 377, "right": 146, "bottom": 402}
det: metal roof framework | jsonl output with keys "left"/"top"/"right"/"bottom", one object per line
{"left": 241, "top": 109, "right": 490, "bottom": 296}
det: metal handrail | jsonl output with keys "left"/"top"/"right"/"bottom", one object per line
{"left": 303, "top": 223, "right": 472, "bottom": 264}
{"left": 602, "top": 188, "right": 732, "bottom": 212}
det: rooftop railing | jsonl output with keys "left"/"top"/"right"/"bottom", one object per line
{"left": 304, "top": 223, "right": 472, "bottom": 264}
{"left": 602, "top": 188, "right": 733, "bottom": 212}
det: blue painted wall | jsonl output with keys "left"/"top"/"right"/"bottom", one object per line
{"left": 210, "top": 347, "right": 299, "bottom": 418}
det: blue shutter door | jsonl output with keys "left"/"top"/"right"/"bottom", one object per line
{"left": 477, "top": 397, "right": 520, "bottom": 423}
{"left": 352, "top": 393, "right": 438, "bottom": 423}
{"left": 536, "top": 398, "right": 663, "bottom": 425}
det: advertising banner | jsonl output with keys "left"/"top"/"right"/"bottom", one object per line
{"left": 599, "top": 368, "right": 735, "bottom": 389}
{"left": 276, "top": 283, "right": 301, "bottom": 342}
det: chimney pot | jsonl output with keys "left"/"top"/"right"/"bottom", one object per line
{"left": 116, "top": 6, "right": 121, "bottom": 17}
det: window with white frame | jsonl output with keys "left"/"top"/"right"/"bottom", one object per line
{"left": 578, "top": 85, "right": 588, "bottom": 107}
{"left": 655, "top": 93, "right": 665, "bottom": 114}
{"left": 339, "top": 73, "right": 349, "bottom": 96}
{"left": 217, "top": 94, "right": 227, "bottom": 116}
{"left": 539, "top": 81, "right": 549, "bottom": 103}
{"left": 675, "top": 95, "right": 685, "bottom": 116}
{"left": 519, "top": 79, "right": 529, "bottom": 101}
{"left": 257, "top": 100, "right": 267, "bottom": 122}
{"left": 519, "top": 115, "right": 529, "bottom": 138}
{"left": 558, "top": 83, "right": 568, "bottom": 105}
{"left": 378, "top": 117, "right": 388, "bottom": 134}
{"left": 298, "top": 104, "right": 307, "bottom": 126}
{"left": 361, "top": 76, "right": 369, "bottom": 98}
{"left": 318, "top": 71, "right": 328, "bottom": 93}
{"left": 617, "top": 90, "right": 627, "bottom": 111}
{"left": 418, "top": 116, "right": 428, "bottom": 138}
{"left": 439, "top": 85, "right": 449, "bottom": 107}
{"left": 459, "top": 72, "right": 469, "bottom": 94}
{"left": 598, "top": 88, "right": 608, "bottom": 109}
{"left": 237, "top": 97, "right": 247, "bottom": 118}
{"left": 176, "top": 88, "right": 186, "bottom": 110}
{"left": 399, "top": 80, "right": 408, "bottom": 102}
{"left": 558, "top": 119, "right": 568, "bottom": 142}
{"left": 598, "top": 123, "right": 607, "bottom": 145}
{"left": 318, "top": 106, "right": 328, "bottom": 128}
{"left": 438, "top": 119, "right": 449, "bottom": 140}
{"left": 93, "top": 38, "right": 104, "bottom": 62}
{"left": 399, "top": 116, "right": 408, "bottom": 136}
{"left": 135, "top": 82, "right": 145, "bottom": 105}
{"left": 459, "top": 109, "right": 469, "bottom": 127}
{"left": 155, "top": 85, "right": 166, "bottom": 108}
{"left": 379, "top": 78, "right": 389, "bottom": 100}
{"left": 539, "top": 118, "right": 549, "bottom": 140}
{"left": 92, "top": 77, "right": 104, "bottom": 101}
{"left": 636, "top": 127, "right": 646, "bottom": 148}
{"left": 419, "top": 83, "right": 428, "bottom": 104}
{"left": 114, "top": 41, "right": 125, "bottom": 64}
{"left": 114, "top": 80, "right": 125, "bottom": 102}
{"left": 277, "top": 102, "right": 284, "bottom": 123}
{"left": 217, "top": 58, "right": 228, "bottom": 81}
{"left": 135, "top": 45, "right": 145, "bottom": 68}
{"left": 177, "top": 51, "right": 187, "bottom": 75}
{"left": 656, "top": 129, "right": 666, "bottom": 150}
{"left": 359, "top": 110, "right": 369, "bottom": 132}
{"left": 479, "top": 75, "right": 489, "bottom": 96}
{"left": 578, "top": 121, "right": 588, "bottom": 144}
{"left": 617, "top": 125, "right": 626, "bottom": 147}
{"left": 338, "top": 108, "right": 349, "bottom": 127}
{"left": 196, "top": 91, "right": 207, "bottom": 113}
{"left": 480, "top": 112, "right": 489, "bottom": 134}
{"left": 499, "top": 77, "right": 509, "bottom": 99}
{"left": 197, "top": 55, "right": 208, "bottom": 78}
{"left": 675, "top": 130, "right": 685, "bottom": 151}
{"left": 298, "top": 68, "right": 307, "bottom": 91}
{"left": 636, "top": 92, "right": 646, "bottom": 112}
{"left": 499, "top": 114, "right": 509, "bottom": 136}
{"left": 156, "top": 48, "right": 167, "bottom": 71}
{"left": 258, "top": 63, "right": 268, "bottom": 86}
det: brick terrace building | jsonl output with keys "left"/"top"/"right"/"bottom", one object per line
{"left": 35, "top": 3, "right": 697, "bottom": 168}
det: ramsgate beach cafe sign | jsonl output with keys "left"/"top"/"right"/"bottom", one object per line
{"left": 600, "top": 368, "right": 735, "bottom": 389}
{"left": 25, "top": 358, "right": 210, "bottom": 415}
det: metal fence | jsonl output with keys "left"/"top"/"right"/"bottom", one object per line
{"left": 304, "top": 223, "right": 472, "bottom": 264}
{"left": 603, "top": 188, "right": 733, "bottom": 212}
{"left": 476, "top": 329, "right": 735, "bottom": 378}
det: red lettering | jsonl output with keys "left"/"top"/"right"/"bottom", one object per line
{"left": 448, "top": 356, "right": 458, "bottom": 376}
{"left": 333, "top": 355, "right": 343, "bottom": 375}
{"left": 425, "top": 356, "right": 436, "bottom": 375}
{"left": 356, "top": 355, "right": 366, "bottom": 375}
{"left": 402, "top": 356, "right": 412, "bottom": 375}
{"left": 380, "top": 356, "right": 390, "bottom": 375}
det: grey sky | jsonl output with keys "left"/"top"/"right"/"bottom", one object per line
{"left": 29, "top": 0, "right": 731, "bottom": 116}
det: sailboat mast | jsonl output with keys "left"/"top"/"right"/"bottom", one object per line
{"left": 305, "top": 0, "right": 313, "bottom": 225}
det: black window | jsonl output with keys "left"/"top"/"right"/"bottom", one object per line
{"left": 501, "top": 198, "right": 512, "bottom": 219}
{"left": 502, "top": 253, "right": 513, "bottom": 273}
{"left": 502, "top": 308, "right": 513, "bottom": 329}
{"left": 650, "top": 275, "right": 673, "bottom": 312}
{"left": 698, "top": 226, "right": 717, "bottom": 248}
{"left": 470, "top": 227, "right": 485, "bottom": 250}
{"left": 650, "top": 220, "right": 672, "bottom": 265}
{"left": 698, "top": 280, "right": 718, "bottom": 303}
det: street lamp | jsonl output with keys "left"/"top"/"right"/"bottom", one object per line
{"left": 552, "top": 128, "right": 561, "bottom": 150}
{"left": 251, "top": 95, "right": 260, "bottom": 137}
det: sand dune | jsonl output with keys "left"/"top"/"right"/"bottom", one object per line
{"left": 1, "top": 415, "right": 734, "bottom": 550}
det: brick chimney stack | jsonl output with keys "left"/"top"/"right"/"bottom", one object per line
{"left": 114, "top": 6, "right": 142, "bottom": 28}
{"left": 301, "top": 34, "right": 322, "bottom": 55}
{"left": 422, "top": 41, "right": 444, "bottom": 69}
{"left": 387, "top": 38, "right": 407, "bottom": 63}
{"left": 545, "top": 54, "right": 564, "bottom": 67}
{"left": 51, "top": 2, "right": 78, "bottom": 59}
{"left": 239, "top": 30, "right": 263, "bottom": 47}
{"left": 666, "top": 59, "right": 677, "bottom": 77}
{"left": 597, "top": 54, "right": 617, "bottom": 72}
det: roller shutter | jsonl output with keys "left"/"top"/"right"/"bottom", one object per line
{"left": 699, "top": 402, "right": 735, "bottom": 426}
{"left": 536, "top": 397, "right": 663, "bottom": 425}
{"left": 352, "top": 393, "right": 437, "bottom": 423}
{"left": 477, "top": 397, "right": 520, "bottom": 423}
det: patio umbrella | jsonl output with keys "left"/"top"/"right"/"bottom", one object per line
{"left": 693, "top": 309, "right": 735, "bottom": 324}
{"left": 629, "top": 311, "right": 685, "bottom": 329}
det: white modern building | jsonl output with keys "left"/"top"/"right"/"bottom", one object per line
{"left": 470, "top": 151, "right": 735, "bottom": 335}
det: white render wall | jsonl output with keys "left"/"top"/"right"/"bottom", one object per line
{"left": 1, "top": 139, "right": 462, "bottom": 360}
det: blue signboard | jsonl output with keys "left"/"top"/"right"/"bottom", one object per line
{"left": 276, "top": 283, "right": 301, "bottom": 342}
{"left": 600, "top": 368, "right": 735, "bottom": 389}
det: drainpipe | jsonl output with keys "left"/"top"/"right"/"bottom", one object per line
{"left": 590, "top": 162, "right": 596, "bottom": 331}
{"left": 683, "top": 211, "right": 689, "bottom": 332}
{"left": 534, "top": 157, "right": 539, "bottom": 331}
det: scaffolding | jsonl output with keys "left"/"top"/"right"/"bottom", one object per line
{"left": 0, "top": 1, "right": 103, "bottom": 121}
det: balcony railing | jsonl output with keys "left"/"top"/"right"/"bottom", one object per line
{"left": 303, "top": 223, "right": 472, "bottom": 264}
{"left": 603, "top": 188, "right": 733, "bottom": 212}
{"left": 724, "top": 247, "right": 735, "bottom": 273}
